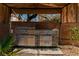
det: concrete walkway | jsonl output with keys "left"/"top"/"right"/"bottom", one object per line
{"left": 17, "top": 48, "right": 64, "bottom": 56}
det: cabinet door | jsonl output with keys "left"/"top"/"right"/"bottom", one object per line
{"left": 40, "top": 36, "right": 52, "bottom": 46}
{"left": 26, "top": 36, "right": 35, "bottom": 46}
{"left": 16, "top": 35, "right": 35, "bottom": 46}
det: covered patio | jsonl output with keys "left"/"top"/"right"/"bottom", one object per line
{"left": 0, "top": 3, "right": 79, "bottom": 56}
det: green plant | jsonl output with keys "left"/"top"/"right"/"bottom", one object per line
{"left": 70, "top": 26, "right": 79, "bottom": 41}
{"left": 0, "top": 33, "right": 22, "bottom": 56}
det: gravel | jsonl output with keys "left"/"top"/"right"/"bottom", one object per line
{"left": 59, "top": 45, "right": 79, "bottom": 56}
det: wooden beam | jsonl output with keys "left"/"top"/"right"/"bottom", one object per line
{"left": 5, "top": 3, "right": 68, "bottom": 9}
{"left": 12, "top": 8, "right": 62, "bottom": 14}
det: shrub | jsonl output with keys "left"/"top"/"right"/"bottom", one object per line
{"left": 70, "top": 26, "right": 79, "bottom": 40}
{"left": 0, "top": 33, "right": 22, "bottom": 56}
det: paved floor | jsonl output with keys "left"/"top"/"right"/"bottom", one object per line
{"left": 17, "top": 48, "right": 63, "bottom": 56}
{"left": 60, "top": 45, "right": 79, "bottom": 56}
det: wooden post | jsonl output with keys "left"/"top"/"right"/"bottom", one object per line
{"left": 0, "top": 4, "right": 10, "bottom": 41}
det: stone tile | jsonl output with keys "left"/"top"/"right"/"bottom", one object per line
{"left": 17, "top": 48, "right": 63, "bottom": 56}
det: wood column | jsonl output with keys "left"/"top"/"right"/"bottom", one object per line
{"left": 0, "top": 4, "right": 10, "bottom": 41}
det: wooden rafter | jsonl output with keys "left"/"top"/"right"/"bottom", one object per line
{"left": 5, "top": 3, "right": 69, "bottom": 9}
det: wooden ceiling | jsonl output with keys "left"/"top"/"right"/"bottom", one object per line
{"left": 5, "top": 3, "right": 69, "bottom": 9}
